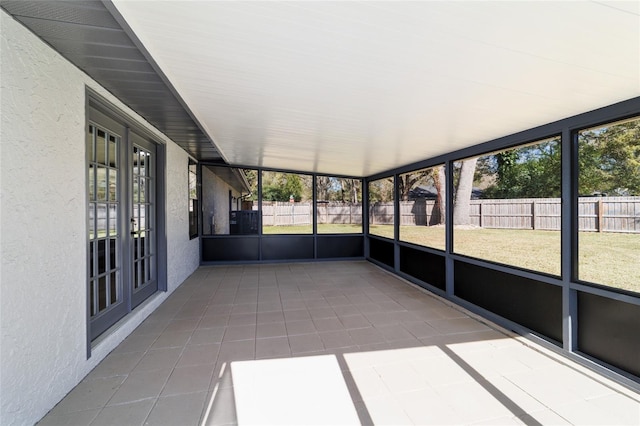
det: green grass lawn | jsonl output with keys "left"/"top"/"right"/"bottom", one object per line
{"left": 578, "top": 232, "right": 640, "bottom": 293}
{"left": 370, "top": 225, "right": 639, "bottom": 294}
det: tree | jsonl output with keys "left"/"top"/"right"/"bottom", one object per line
{"left": 481, "top": 140, "right": 561, "bottom": 199}
{"left": 578, "top": 119, "right": 640, "bottom": 195}
{"left": 316, "top": 176, "right": 331, "bottom": 201}
{"left": 282, "top": 174, "right": 304, "bottom": 201}
{"left": 398, "top": 170, "right": 430, "bottom": 201}
{"left": 430, "top": 165, "right": 446, "bottom": 225}
{"left": 316, "top": 177, "right": 360, "bottom": 203}
{"left": 261, "top": 171, "right": 311, "bottom": 201}
{"left": 368, "top": 178, "right": 394, "bottom": 202}
{"left": 453, "top": 158, "right": 478, "bottom": 225}
{"left": 340, "top": 178, "right": 361, "bottom": 203}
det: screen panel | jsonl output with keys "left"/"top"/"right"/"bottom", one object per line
{"left": 202, "top": 236, "right": 260, "bottom": 262}
{"left": 317, "top": 235, "right": 364, "bottom": 259}
{"left": 577, "top": 292, "right": 640, "bottom": 378}
{"left": 399, "top": 245, "right": 446, "bottom": 291}
{"left": 454, "top": 261, "right": 562, "bottom": 343}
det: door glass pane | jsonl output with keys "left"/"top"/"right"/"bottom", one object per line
{"left": 90, "top": 280, "right": 96, "bottom": 316}
{"left": 134, "top": 233, "right": 140, "bottom": 260}
{"left": 97, "top": 239, "right": 106, "bottom": 275}
{"left": 88, "top": 126, "right": 95, "bottom": 162}
{"left": 97, "top": 167, "right": 107, "bottom": 201}
{"left": 110, "top": 272, "right": 118, "bottom": 304}
{"left": 131, "top": 205, "right": 139, "bottom": 234}
{"left": 139, "top": 204, "right": 147, "bottom": 230}
{"left": 145, "top": 231, "right": 151, "bottom": 256}
{"left": 139, "top": 150, "right": 147, "bottom": 175}
{"left": 134, "top": 262, "right": 140, "bottom": 289}
{"left": 89, "top": 204, "right": 95, "bottom": 239}
{"left": 133, "top": 176, "right": 140, "bottom": 203}
{"left": 89, "top": 241, "right": 95, "bottom": 277}
{"left": 109, "top": 239, "right": 117, "bottom": 270}
{"left": 98, "top": 276, "right": 107, "bottom": 311}
{"left": 133, "top": 146, "right": 140, "bottom": 174}
{"left": 96, "top": 129, "right": 107, "bottom": 165}
{"left": 108, "top": 135, "right": 118, "bottom": 168}
{"left": 109, "top": 169, "right": 117, "bottom": 201}
{"left": 140, "top": 178, "right": 147, "bottom": 203}
{"left": 108, "top": 205, "right": 117, "bottom": 236}
{"left": 89, "top": 165, "right": 95, "bottom": 200}
{"left": 97, "top": 204, "right": 107, "bottom": 238}
{"left": 141, "top": 258, "right": 147, "bottom": 283}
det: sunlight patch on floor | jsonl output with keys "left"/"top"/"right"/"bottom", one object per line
{"left": 231, "top": 355, "right": 360, "bottom": 425}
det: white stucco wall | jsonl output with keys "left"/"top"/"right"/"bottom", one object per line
{"left": 166, "top": 141, "right": 200, "bottom": 287}
{"left": 201, "top": 166, "right": 243, "bottom": 235}
{"left": 0, "top": 10, "right": 199, "bottom": 426}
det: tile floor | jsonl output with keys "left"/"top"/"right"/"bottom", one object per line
{"left": 39, "top": 261, "right": 639, "bottom": 425}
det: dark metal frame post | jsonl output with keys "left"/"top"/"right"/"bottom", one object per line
{"left": 394, "top": 174, "right": 400, "bottom": 272}
{"left": 312, "top": 175, "right": 318, "bottom": 258}
{"left": 562, "top": 127, "right": 578, "bottom": 351}
{"left": 363, "top": 178, "right": 370, "bottom": 258}
{"left": 445, "top": 160, "right": 455, "bottom": 297}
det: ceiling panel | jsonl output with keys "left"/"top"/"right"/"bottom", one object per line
{"left": 3, "top": 1, "right": 638, "bottom": 176}
{"left": 111, "top": 1, "right": 639, "bottom": 176}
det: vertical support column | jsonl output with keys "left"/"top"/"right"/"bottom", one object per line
{"left": 562, "top": 128, "right": 578, "bottom": 352}
{"left": 155, "top": 141, "right": 167, "bottom": 293}
{"left": 312, "top": 175, "right": 317, "bottom": 259}
{"left": 445, "top": 160, "right": 455, "bottom": 297}
{"left": 363, "top": 178, "right": 370, "bottom": 259}
{"left": 257, "top": 170, "right": 263, "bottom": 260}
{"left": 394, "top": 174, "right": 400, "bottom": 273}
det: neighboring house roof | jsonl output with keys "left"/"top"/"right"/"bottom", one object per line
{"left": 206, "top": 166, "right": 252, "bottom": 195}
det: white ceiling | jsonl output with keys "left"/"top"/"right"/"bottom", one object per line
{"left": 112, "top": 1, "right": 639, "bottom": 177}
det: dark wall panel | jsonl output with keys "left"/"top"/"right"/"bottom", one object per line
{"left": 368, "top": 237, "right": 394, "bottom": 268}
{"left": 262, "top": 236, "right": 314, "bottom": 261}
{"left": 578, "top": 292, "right": 640, "bottom": 378}
{"left": 317, "top": 235, "right": 364, "bottom": 259}
{"left": 202, "top": 237, "right": 260, "bottom": 262}
{"left": 454, "top": 261, "right": 562, "bottom": 343}
{"left": 399, "top": 246, "right": 446, "bottom": 290}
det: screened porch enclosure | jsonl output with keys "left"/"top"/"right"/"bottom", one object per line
{"left": 1, "top": 2, "right": 639, "bottom": 425}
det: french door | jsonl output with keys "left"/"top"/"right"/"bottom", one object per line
{"left": 130, "top": 134, "right": 158, "bottom": 308}
{"left": 87, "top": 107, "right": 158, "bottom": 340}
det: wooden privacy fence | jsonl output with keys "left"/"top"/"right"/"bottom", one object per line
{"left": 317, "top": 203, "right": 363, "bottom": 225}
{"left": 261, "top": 202, "right": 312, "bottom": 226}
{"left": 576, "top": 197, "right": 640, "bottom": 233}
{"left": 261, "top": 197, "right": 639, "bottom": 232}
{"left": 389, "top": 197, "right": 640, "bottom": 233}
{"left": 261, "top": 202, "right": 363, "bottom": 226}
